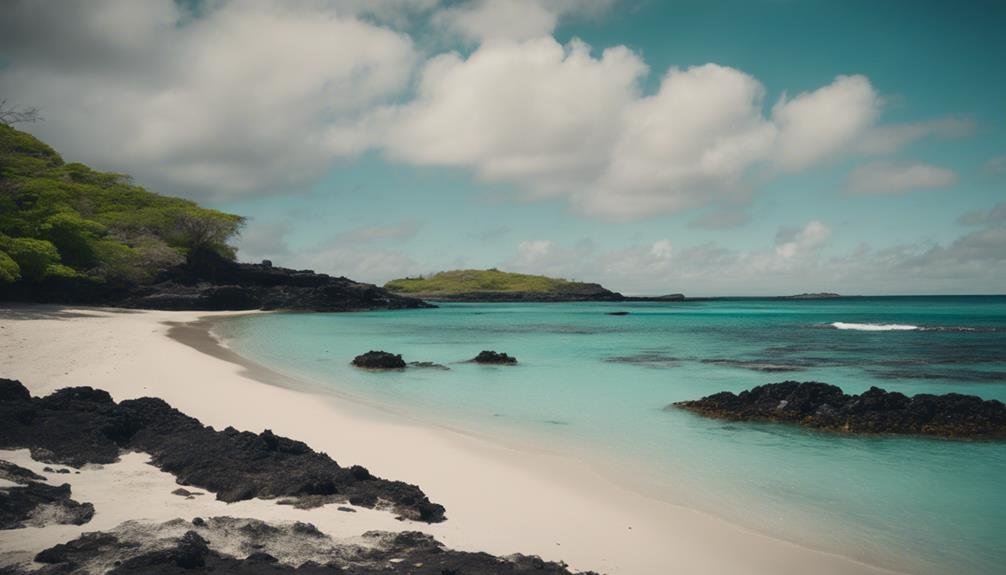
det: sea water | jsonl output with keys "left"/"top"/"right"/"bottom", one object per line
{"left": 215, "top": 296, "right": 1006, "bottom": 574}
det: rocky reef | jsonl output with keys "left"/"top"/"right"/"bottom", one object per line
{"left": 0, "top": 379, "right": 445, "bottom": 521}
{"left": 0, "top": 460, "right": 94, "bottom": 529}
{"left": 5, "top": 516, "right": 596, "bottom": 575}
{"left": 351, "top": 351, "right": 407, "bottom": 369}
{"left": 471, "top": 350, "right": 518, "bottom": 365}
{"left": 672, "top": 381, "right": 1006, "bottom": 438}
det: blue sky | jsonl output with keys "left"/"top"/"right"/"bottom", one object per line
{"left": 2, "top": 0, "right": 1004, "bottom": 295}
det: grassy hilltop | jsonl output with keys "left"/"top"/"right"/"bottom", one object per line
{"left": 385, "top": 269, "right": 613, "bottom": 297}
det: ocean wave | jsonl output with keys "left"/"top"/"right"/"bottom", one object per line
{"left": 828, "top": 322, "right": 1003, "bottom": 333}
{"left": 831, "top": 322, "right": 918, "bottom": 331}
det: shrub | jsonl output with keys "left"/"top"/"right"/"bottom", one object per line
{"left": 0, "top": 250, "right": 20, "bottom": 283}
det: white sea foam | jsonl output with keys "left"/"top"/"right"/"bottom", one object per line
{"left": 830, "top": 322, "right": 919, "bottom": 331}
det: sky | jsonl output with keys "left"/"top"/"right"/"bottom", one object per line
{"left": 1, "top": 0, "right": 1004, "bottom": 296}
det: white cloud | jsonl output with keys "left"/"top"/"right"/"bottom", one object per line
{"left": 860, "top": 117, "right": 974, "bottom": 155}
{"left": 434, "top": 0, "right": 614, "bottom": 43}
{"left": 0, "top": 0, "right": 416, "bottom": 200}
{"left": 771, "top": 75, "right": 881, "bottom": 171}
{"left": 2, "top": 2, "right": 971, "bottom": 221}
{"left": 503, "top": 217, "right": 1005, "bottom": 296}
{"left": 380, "top": 37, "right": 646, "bottom": 195}
{"left": 846, "top": 162, "right": 958, "bottom": 195}
{"left": 349, "top": 41, "right": 901, "bottom": 220}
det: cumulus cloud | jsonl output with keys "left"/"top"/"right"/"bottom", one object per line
{"left": 2, "top": 1, "right": 971, "bottom": 222}
{"left": 846, "top": 162, "right": 958, "bottom": 195}
{"left": 0, "top": 0, "right": 416, "bottom": 200}
{"left": 504, "top": 217, "right": 1004, "bottom": 296}
{"left": 347, "top": 40, "right": 914, "bottom": 219}
{"left": 771, "top": 75, "right": 881, "bottom": 171}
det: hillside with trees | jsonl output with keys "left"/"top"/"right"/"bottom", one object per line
{"left": 0, "top": 124, "right": 426, "bottom": 311}
{"left": 0, "top": 124, "right": 244, "bottom": 289}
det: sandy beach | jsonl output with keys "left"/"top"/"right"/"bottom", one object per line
{"left": 0, "top": 306, "right": 904, "bottom": 575}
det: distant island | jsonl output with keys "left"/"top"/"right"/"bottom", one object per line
{"left": 784, "top": 292, "right": 842, "bottom": 299}
{"left": 385, "top": 269, "right": 684, "bottom": 302}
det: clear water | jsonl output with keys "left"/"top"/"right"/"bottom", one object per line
{"left": 215, "top": 296, "right": 1006, "bottom": 575}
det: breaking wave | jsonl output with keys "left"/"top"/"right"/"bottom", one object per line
{"left": 831, "top": 322, "right": 918, "bottom": 331}
{"left": 829, "top": 322, "right": 1002, "bottom": 333}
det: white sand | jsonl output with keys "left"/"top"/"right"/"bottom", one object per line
{"left": 0, "top": 306, "right": 905, "bottom": 574}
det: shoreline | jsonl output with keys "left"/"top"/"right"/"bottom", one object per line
{"left": 0, "top": 305, "right": 907, "bottom": 575}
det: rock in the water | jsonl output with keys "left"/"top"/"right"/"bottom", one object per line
{"left": 408, "top": 361, "right": 450, "bottom": 370}
{"left": 471, "top": 350, "right": 518, "bottom": 365}
{"left": 0, "top": 460, "right": 94, "bottom": 529}
{"left": 352, "top": 351, "right": 406, "bottom": 369}
{"left": 0, "top": 379, "right": 445, "bottom": 522}
{"left": 20, "top": 517, "right": 599, "bottom": 574}
{"left": 672, "top": 381, "right": 1006, "bottom": 438}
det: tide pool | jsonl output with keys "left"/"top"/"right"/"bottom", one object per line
{"left": 215, "top": 296, "right": 1006, "bottom": 575}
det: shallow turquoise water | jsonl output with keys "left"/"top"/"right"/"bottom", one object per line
{"left": 216, "top": 296, "right": 1006, "bottom": 574}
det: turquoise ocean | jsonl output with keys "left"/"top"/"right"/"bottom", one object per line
{"left": 215, "top": 296, "right": 1006, "bottom": 575}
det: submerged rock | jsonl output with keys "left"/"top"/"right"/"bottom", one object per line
{"left": 672, "top": 381, "right": 1006, "bottom": 438}
{"left": 18, "top": 516, "right": 598, "bottom": 575}
{"left": 352, "top": 351, "right": 406, "bottom": 369}
{"left": 408, "top": 361, "right": 450, "bottom": 370}
{"left": 471, "top": 350, "right": 518, "bottom": 365}
{"left": 0, "top": 379, "right": 445, "bottom": 522}
{"left": 0, "top": 460, "right": 94, "bottom": 529}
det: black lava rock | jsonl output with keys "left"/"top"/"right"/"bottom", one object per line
{"left": 21, "top": 517, "right": 600, "bottom": 575}
{"left": 352, "top": 351, "right": 407, "bottom": 369}
{"left": 471, "top": 351, "right": 518, "bottom": 365}
{"left": 672, "top": 381, "right": 1006, "bottom": 438}
{"left": 0, "top": 461, "right": 94, "bottom": 529}
{"left": 0, "top": 379, "right": 445, "bottom": 522}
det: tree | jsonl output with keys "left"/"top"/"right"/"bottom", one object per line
{"left": 171, "top": 211, "right": 246, "bottom": 260}
{"left": 0, "top": 100, "right": 42, "bottom": 126}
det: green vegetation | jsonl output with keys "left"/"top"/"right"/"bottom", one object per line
{"left": 0, "top": 124, "right": 244, "bottom": 286}
{"left": 385, "top": 269, "right": 596, "bottom": 294}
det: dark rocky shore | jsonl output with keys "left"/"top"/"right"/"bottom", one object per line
{"left": 119, "top": 251, "right": 432, "bottom": 312}
{"left": 672, "top": 381, "right": 1006, "bottom": 438}
{"left": 0, "top": 379, "right": 444, "bottom": 521}
{"left": 0, "top": 460, "right": 94, "bottom": 529}
{"left": 3, "top": 516, "right": 596, "bottom": 575}
{"left": 0, "top": 379, "right": 597, "bottom": 575}
{"left": 2, "top": 249, "right": 431, "bottom": 313}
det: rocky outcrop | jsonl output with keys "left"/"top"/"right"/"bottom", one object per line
{"left": 0, "top": 379, "right": 445, "bottom": 522}
{"left": 471, "top": 350, "right": 518, "bottom": 365}
{"left": 672, "top": 381, "right": 1006, "bottom": 438}
{"left": 351, "top": 351, "right": 406, "bottom": 369}
{"left": 13, "top": 516, "right": 597, "bottom": 575}
{"left": 0, "top": 460, "right": 94, "bottom": 529}
{"left": 115, "top": 250, "right": 432, "bottom": 312}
